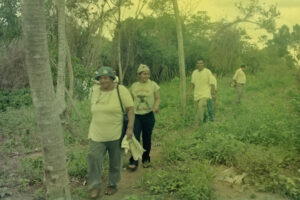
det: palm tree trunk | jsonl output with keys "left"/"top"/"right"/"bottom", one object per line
{"left": 117, "top": 0, "right": 123, "bottom": 84}
{"left": 66, "top": 41, "right": 74, "bottom": 117}
{"left": 56, "top": 0, "right": 66, "bottom": 115}
{"left": 22, "top": 0, "right": 71, "bottom": 199}
{"left": 172, "top": 0, "right": 186, "bottom": 116}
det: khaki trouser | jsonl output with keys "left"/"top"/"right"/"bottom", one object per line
{"left": 236, "top": 83, "right": 244, "bottom": 104}
{"left": 87, "top": 139, "right": 123, "bottom": 190}
{"left": 194, "top": 97, "right": 209, "bottom": 126}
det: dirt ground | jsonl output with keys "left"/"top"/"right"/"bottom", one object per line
{"left": 1, "top": 136, "right": 289, "bottom": 200}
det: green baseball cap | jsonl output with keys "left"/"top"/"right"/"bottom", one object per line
{"left": 95, "top": 66, "right": 116, "bottom": 80}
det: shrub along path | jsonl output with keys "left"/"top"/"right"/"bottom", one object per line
{"left": 86, "top": 128, "right": 288, "bottom": 200}
{"left": 1, "top": 66, "right": 299, "bottom": 200}
{"left": 96, "top": 67, "right": 299, "bottom": 200}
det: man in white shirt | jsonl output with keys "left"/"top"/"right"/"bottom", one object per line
{"left": 188, "top": 59, "right": 216, "bottom": 127}
{"left": 232, "top": 65, "right": 247, "bottom": 104}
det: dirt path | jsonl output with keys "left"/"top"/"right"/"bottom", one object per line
{"left": 2, "top": 131, "right": 290, "bottom": 200}
{"left": 97, "top": 146, "right": 162, "bottom": 200}
{"left": 90, "top": 136, "right": 288, "bottom": 200}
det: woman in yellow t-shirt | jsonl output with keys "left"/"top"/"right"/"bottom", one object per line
{"left": 87, "top": 66, "right": 134, "bottom": 198}
{"left": 128, "top": 64, "right": 160, "bottom": 170}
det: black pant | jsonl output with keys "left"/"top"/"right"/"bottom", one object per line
{"left": 129, "top": 112, "right": 155, "bottom": 165}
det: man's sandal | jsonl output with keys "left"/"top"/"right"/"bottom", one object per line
{"left": 90, "top": 189, "right": 100, "bottom": 199}
{"left": 128, "top": 164, "right": 138, "bottom": 171}
{"left": 105, "top": 186, "right": 118, "bottom": 195}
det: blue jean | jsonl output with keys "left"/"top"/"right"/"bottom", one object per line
{"left": 129, "top": 112, "right": 155, "bottom": 165}
{"left": 204, "top": 98, "right": 214, "bottom": 122}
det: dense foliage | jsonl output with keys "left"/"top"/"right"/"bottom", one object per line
{"left": 1, "top": 0, "right": 300, "bottom": 199}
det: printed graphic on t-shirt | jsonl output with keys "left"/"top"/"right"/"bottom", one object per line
{"left": 135, "top": 88, "right": 152, "bottom": 111}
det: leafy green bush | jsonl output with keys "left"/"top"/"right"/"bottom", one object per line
{"left": 289, "top": 89, "right": 300, "bottom": 113}
{"left": 162, "top": 131, "right": 246, "bottom": 166}
{"left": 0, "top": 107, "right": 38, "bottom": 153}
{"left": 0, "top": 89, "right": 32, "bottom": 111}
{"left": 195, "top": 132, "right": 246, "bottom": 166}
{"left": 18, "top": 156, "right": 43, "bottom": 186}
{"left": 256, "top": 174, "right": 300, "bottom": 200}
{"left": 236, "top": 145, "right": 279, "bottom": 179}
{"left": 72, "top": 57, "right": 95, "bottom": 101}
{"left": 67, "top": 150, "right": 88, "bottom": 178}
{"left": 143, "top": 162, "right": 213, "bottom": 200}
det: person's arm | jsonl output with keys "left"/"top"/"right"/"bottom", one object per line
{"left": 211, "top": 84, "right": 216, "bottom": 101}
{"left": 187, "top": 83, "right": 195, "bottom": 98}
{"left": 125, "top": 106, "right": 134, "bottom": 139}
{"left": 231, "top": 70, "right": 238, "bottom": 87}
{"left": 153, "top": 91, "right": 160, "bottom": 113}
{"left": 233, "top": 70, "right": 239, "bottom": 83}
{"left": 120, "top": 85, "right": 135, "bottom": 139}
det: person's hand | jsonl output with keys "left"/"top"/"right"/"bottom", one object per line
{"left": 212, "top": 94, "right": 216, "bottom": 101}
{"left": 126, "top": 128, "right": 133, "bottom": 139}
{"left": 153, "top": 107, "right": 159, "bottom": 114}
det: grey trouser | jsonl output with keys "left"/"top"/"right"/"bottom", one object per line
{"left": 194, "top": 97, "right": 209, "bottom": 126}
{"left": 87, "top": 139, "right": 122, "bottom": 190}
{"left": 236, "top": 83, "right": 244, "bottom": 103}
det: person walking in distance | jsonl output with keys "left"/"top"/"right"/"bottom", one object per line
{"left": 188, "top": 59, "right": 216, "bottom": 128}
{"left": 233, "top": 65, "right": 247, "bottom": 104}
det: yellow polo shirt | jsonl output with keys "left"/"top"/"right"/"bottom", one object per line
{"left": 233, "top": 68, "right": 246, "bottom": 84}
{"left": 191, "top": 68, "right": 214, "bottom": 101}
{"left": 88, "top": 84, "right": 133, "bottom": 142}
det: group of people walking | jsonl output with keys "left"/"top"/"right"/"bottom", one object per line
{"left": 86, "top": 60, "right": 246, "bottom": 198}
{"left": 188, "top": 59, "right": 247, "bottom": 127}
{"left": 87, "top": 64, "right": 160, "bottom": 198}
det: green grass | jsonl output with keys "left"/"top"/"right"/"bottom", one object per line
{"left": 144, "top": 64, "right": 300, "bottom": 199}
{"left": 0, "top": 64, "right": 299, "bottom": 199}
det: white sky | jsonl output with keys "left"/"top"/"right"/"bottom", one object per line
{"left": 124, "top": 0, "right": 300, "bottom": 45}
{"left": 196, "top": 0, "right": 300, "bottom": 27}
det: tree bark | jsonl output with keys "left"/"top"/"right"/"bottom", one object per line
{"left": 66, "top": 41, "right": 74, "bottom": 118}
{"left": 117, "top": 0, "right": 123, "bottom": 84}
{"left": 172, "top": 0, "right": 186, "bottom": 116}
{"left": 56, "top": 0, "right": 67, "bottom": 115}
{"left": 22, "top": 0, "right": 71, "bottom": 199}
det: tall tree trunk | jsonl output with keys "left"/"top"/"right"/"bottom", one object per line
{"left": 22, "top": 0, "right": 71, "bottom": 199}
{"left": 66, "top": 41, "right": 74, "bottom": 118}
{"left": 117, "top": 0, "right": 123, "bottom": 84}
{"left": 172, "top": 0, "right": 186, "bottom": 116}
{"left": 56, "top": 0, "right": 66, "bottom": 115}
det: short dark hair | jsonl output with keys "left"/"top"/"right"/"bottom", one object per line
{"left": 241, "top": 64, "right": 247, "bottom": 68}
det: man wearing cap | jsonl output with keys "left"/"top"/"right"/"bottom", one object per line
{"left": 87, "top": 66, "right": 134, "bottom": 198}
{"left": 128, "top": 64, "right": 160, "bottom": 169}
{"left": 188, "top": 59, "right": 216, "bottom": 127}
{"left": 232, "top": 65, "right": 247, "bottom": 104}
